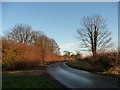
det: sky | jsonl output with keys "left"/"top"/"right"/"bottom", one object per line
{"left": 1, "top": 2, "right": 118, "bottom": 55}
{"left": 1, "top": 0, "right": 119, "bottom": 2}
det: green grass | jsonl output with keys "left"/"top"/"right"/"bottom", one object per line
{"left": 67, "top": 60, "right": 120, "bottom": 79}
{"left": 3, "top": 65, "right": 47, "bottom": 73}
{"left": 67, "top": 60, "right": 102, "bottom": 72}
{"left": 2, "top": 65, "right": 64, "bottom": 89}
{"left": 3, "top": 74, "right": 59, "bottom": 88}
{"left": 97, "top": 72, "right": 120, "bottom": 79}
{"left": 26, "top": 65, "right": 47, "bottom": 70}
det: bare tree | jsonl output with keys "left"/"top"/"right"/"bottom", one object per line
{"left": 6, "top": 24, "right": 33, "bottom": 44}
{"left": 49, "top": 39, "right": 60, "bottom": 55}
{"left": 117, "top": 46, "right": 120, "bottom": 65}
{"left": 77, "top": 15, "right": 111, "bottom": 58}
{"left": 35, "top": 33, "right": 60, "bottom": 65}
{"left": 4, "top": 24, "right": 61, "bottom": 65}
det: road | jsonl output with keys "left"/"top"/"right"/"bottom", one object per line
{"left": 47, "top": 62, "right": 120, "bottom": 89}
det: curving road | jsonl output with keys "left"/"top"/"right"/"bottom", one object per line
{"left": 47, "top": 62, "right": 120, "bottom": 89}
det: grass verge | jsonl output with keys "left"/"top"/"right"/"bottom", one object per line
{"left": 66, "top": 60, "right": 120, "bottom": 79}
{"left": 2, "top": 65, "right": 47, "bottom": 74}
{"left": 3, "top": 74, "right": 60, "bottom": 88}
{"left": 2, "top": 65, "right": 67, "bottom": 89}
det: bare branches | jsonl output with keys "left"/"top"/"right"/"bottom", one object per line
{"left": 77, "top": 15, "right": 111, "bottom": 58}
{"left": 7, "top": 24, "right": 32, "bottom": 44}
{"left": 3, "top": 24, "right": 61, "bottom": 66}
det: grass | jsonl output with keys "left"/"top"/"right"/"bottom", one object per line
{"left": 2, "top": 65, "right": 66, "bottom": 89}
{"left": 67, "top": 60, "right": 103, "bottom": 72}
{"left": 97, "top": 72, "right": 120, "bottom": 79}
{"left": 26, "top": 65, "right": 47, "bottom": 70}
{"left": 2, "top": 65, "right": 47, "bottom": 74}
{"left": 3, "top": 74, "right": 59, "bottom": 88}
{"left": 66, "top": 60, "right": 120, "bottom": 79}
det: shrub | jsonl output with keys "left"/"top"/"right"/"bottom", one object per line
{"left": 2, "top": 39, "right": 42, "bottom": 71}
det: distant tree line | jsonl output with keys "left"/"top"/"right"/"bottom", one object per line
{"left": 63, "top": 50, "right": 82, "bottom": 61}
{"left": 2, "top": 24, "right": 63, "bottom": 71}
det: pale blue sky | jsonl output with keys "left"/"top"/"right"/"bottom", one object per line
{"left": 2, "top": 0, "right": 119, "bottom": 2}
{"left": 2, "top": 2, "right": 118, "bottom": 55}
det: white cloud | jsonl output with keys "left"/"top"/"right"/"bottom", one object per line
{"left": 59, "top": 42, "right": 79, "bottom": 54}
{"left": 59, "top": 42, "right": 92, "bottom": 57}
{"left": 60, "top": 43, "right": 76, "bottom": 50}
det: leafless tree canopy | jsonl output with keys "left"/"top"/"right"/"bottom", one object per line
{"left": 7, "top": 24, "right": 33, "bottom": 44}
{"left": 4, "top": 24, "right": 60, "bottom": 65}
{"left": 77, "top": 15, "right": 112, "bottom": 57}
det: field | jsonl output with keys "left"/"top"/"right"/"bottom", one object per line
{"left": 2, "top": 66, "right": 65, "bottom": 89}
{"left": 3, "top": 74, "right": 59, "bottom": 88}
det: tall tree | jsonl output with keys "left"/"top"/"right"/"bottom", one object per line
{"left": 117, "top": 46, "right": 120, "bottom": 65}
{"left": 6, "top": 24, "right": 33, "bottom": 44}
{"left": 49, "top": 39, "right": 60, "bottom": 55}
{"left": 77, "top": 15, "right": 111, "bottom": 58}
{"left": 4, "top": 24, "right": 61, "bottom": 66}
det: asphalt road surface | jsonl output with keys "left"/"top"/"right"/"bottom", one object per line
{"left": 47, "top": 62, "right": 120, "bottom": 89}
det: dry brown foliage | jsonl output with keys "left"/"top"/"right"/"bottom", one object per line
{"left": 2, "top": 24, "right": 64, "bottom": 71}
